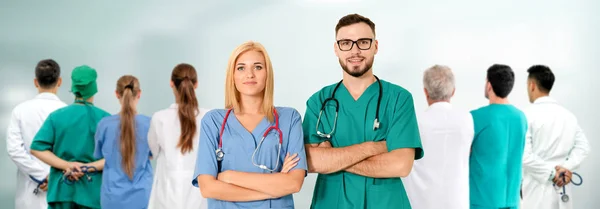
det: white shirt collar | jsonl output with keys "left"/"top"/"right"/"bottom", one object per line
{"left": 35, "top": 92, "right": 61, "bottom": 101}
{"left": 533, "top": 96, "right": 556, "bottom": 104}
{"left": 427, "top": 101, "right": 452, "bottom": 110}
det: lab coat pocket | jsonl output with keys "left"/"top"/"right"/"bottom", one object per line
{"left": 367, "top": 179, "right": 408, "bottom": 209}
{"left": 311, "top": 174, "right": 342, "bottom": 209}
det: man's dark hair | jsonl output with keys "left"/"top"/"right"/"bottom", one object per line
{"left": 486, "top": 64, "right": 515, "bottom": 98}
{"left": 527, "top": 65, "right": 555, "bottom": 93}
{"left": 335, "top": 13, "right": 376, "bottom": 36}
{"left": 35, "top": 59, "right": 60, "bottom": 88}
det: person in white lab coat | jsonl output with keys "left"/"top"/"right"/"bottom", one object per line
{"left": 402, "top": 65, "right": 474, "bottom": 209}
{"left": 147, "top": 63, "right": 210, "bottom": 209}
{"left": 521, "top": 65, "right": 591, "bottom": 209}
{"left": 6, "top": 59, "right": 67, "bottom": 209}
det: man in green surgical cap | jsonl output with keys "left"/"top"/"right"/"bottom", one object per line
{"left": 31, "top": 65, "right": 110, "bottom": 209}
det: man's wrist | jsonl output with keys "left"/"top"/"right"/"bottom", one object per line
{"left": 364, "top": 141, "right": 386, "bottom": 156}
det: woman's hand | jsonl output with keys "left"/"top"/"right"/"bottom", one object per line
{"left": 280, "top": 153, "right": 300, "bottom": 173}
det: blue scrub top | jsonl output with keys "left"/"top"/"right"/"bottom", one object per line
{"left": 192, "top": 107, "right": 307, "bottom": 209}
{"left": 94, "top": 114, "right": 153, "bottom": 209}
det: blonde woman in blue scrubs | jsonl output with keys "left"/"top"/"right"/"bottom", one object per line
{"left": 192, "top": 41, "right": 306, "bottom": 209}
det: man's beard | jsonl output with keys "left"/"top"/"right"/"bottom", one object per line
{"left": 339, "top": 56, "right": 374, "bottom": 78}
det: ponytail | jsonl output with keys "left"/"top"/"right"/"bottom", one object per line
{"left": 117, "top": 77, "right": 139, "bottom": 180}
{"left": 171, "top": 63, "right": 199, "bottom": 154}
{"left": 176, "top": 78, "right": 198, "bottom": 154}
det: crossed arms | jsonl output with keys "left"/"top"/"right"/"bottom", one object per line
{"left": 197, "top": 153, "right": 305, "bottom": 202}
{"left": 305, "top": 140, "right": 415, "bottom": 178}
{"left": 197, "top": 169, "right": 305, "bottom": 201}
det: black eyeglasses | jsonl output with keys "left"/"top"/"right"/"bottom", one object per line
{"left": 336, "top": 38, "right": 373, "bottom": 51}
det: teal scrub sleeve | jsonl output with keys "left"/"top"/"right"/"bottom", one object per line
{"left": 192, "top": 111, "right": 220, "bottom": 187}
{"left": 470, "top": 110, "right": 484, "bottom": 145}
{"left": 93, "top": 118, "right": 107, "bottom": 159}
{"left": 286, "top": 109, "right": 308, "bottom": 174}
{"left": 386, "top": 92, "right": 424, "bottom": 160}
{"left": 302, "top": 94, "right": 325, "bottom": 145}
{"left": 30, "top": 114, "right": 56, "bottom": 151}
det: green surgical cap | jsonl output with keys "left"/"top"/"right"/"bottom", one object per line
{"left": 71, "top": 65, "right": 98, "bottom": 100}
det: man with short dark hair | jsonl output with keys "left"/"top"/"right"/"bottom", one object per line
{"left": 469, "top": 64, "right": 527, "bottom": 209}
{"left": 303, "top": 13, "right": 423, "bottom": 209}
{"left": 6, "top": 59, "right": 67, "bottom": 209}
{"left": 521, "top": 65, "right": 590, "bottom": 209}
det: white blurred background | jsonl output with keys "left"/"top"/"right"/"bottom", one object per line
{"left": 1, "top": 0, "right": 598, "bottom": 208}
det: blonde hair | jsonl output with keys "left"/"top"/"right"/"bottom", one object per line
{"left": 225, "top": 41, "right": 275, "bottom": 122}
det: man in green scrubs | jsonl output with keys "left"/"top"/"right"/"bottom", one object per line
{"left": 31, "top": 65, "right": 110, "bottom": 209}
{"left": 469, "top": 64, "right": 527, "bottom": 209}
{"left": 302, "top": 13, "right": 424, "bottom": 209}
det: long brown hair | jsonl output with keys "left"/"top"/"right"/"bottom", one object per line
{"left": 172, "top": 63, "right": 199, "bottom": 154}
{"left": 116, "top": 75, "right": 140, "bottom": 179}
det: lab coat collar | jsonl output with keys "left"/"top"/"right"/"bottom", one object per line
{"left": 35, "top": 92, "right": 61, "bottom": 101}
{"left": 169, "top": 103, "right": 178, "bottom": 109}
{"left": 533, "top": 96, "right": 556, "bottom": 104}
{"left": 427, "top": 101, "right": 452, "bottom": 110}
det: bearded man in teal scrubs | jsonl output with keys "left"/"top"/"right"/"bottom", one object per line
{"left": 302, "top": 13, "right": 424, "bottom": 209}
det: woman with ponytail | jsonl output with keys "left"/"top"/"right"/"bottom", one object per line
{"left": 93, "top": 75, "right": 153, "bottom": 209}
{"left": 148, "top": 63, "right": 210, "bottom": 209}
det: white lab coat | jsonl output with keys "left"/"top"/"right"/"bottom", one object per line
{"left": 5, "top": 93, "right": 66, "bottom": 209}
{"left": 521, "top": 96, "right": 591, "bottom": 209}
{"left": 402, "top": 102, "right": 474, "bottom": 209}
{"left": 148, "top": 104, "right": 210, "bottom": 209}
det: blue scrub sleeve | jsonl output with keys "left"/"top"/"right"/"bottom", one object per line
{"left": 286, "top": 109, "right": 308, "bottom": 174}
{"left": 93, "top": 119, "right": 107, "bottom": 159}
{"left": 386, "top": 92, "right": 424, "bottom": 160}
{"left": 191, "top": 111, "right": 220, "bottom": 187}
{"left": 302, "top": 93, "right": 325, "bottom": 145}
{"left": 30, "top": 114, "right": 56, "bottom": 151}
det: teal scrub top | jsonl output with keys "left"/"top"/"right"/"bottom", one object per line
{"left": 30, "top": 103, "right": 110, "bottom": 208}
{"left": 470, "top": 104, "right": 527, "bottom": 208}
{"left": 303, "top": 79, "right": 424, "bottom": 209}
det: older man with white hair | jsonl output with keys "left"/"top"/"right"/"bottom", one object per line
{"left": 402, "top": 65, "right": 474, "bottom": 209}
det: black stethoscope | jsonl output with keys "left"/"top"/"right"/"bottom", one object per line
{"left": 29, "top": 175, "right": 47, "bottom": 195}
{"left": 216, "top": 108, "right": 283, "bottom": 172}
{"left": 315, "top": 75, "right": 383, "bottom": 139}
{"left": 554, "top": 172, "right": 583, "bottom": 202}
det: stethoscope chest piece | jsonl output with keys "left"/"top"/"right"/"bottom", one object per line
{"left": 562, "top": 194, "right": 569, "bottom": 202}
{"left": 373, "top": 119, "right": 380, "bottom": 130}
{"left": 216, "top": 148, "right": 224, "bottom": 161}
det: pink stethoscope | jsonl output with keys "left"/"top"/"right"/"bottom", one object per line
{"left": 216, "top": 108, "right": 283, "bottom": 172}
